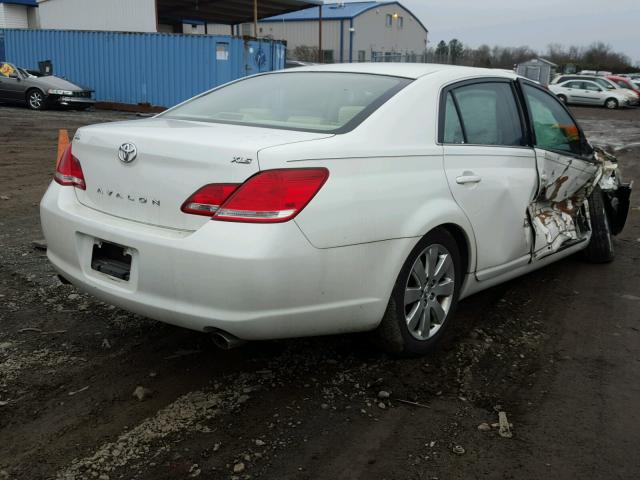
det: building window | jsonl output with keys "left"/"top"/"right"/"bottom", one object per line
{"left": 398, "top": 16, "right": 403, "bottom": 28}
{"left": 358, "top": 50, "right": 366, "bottom": 62}
{"left": 385, "top": 14, "right": 392, "bottom": 27}
{"left": 322, "top": 50, "right": 334, "bottom": 63}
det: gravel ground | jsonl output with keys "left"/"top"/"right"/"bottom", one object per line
{"left": 0, "top": 104, "right": 639, "bottom": 480}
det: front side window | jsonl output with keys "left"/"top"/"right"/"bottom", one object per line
{"left": 446, "top": 82, "right": 523, "bottom": 146}
{"left": 163, "top": 72, "right": 411, "bottom": 133}
{"left": 522, "top": 84, "right": 581, "bottom": 155}
{"left": 583, "top": 82, "right": 601, "bottom": 92}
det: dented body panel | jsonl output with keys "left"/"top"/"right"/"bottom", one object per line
{"left": 527, "top": 145, "right": 630, "bottom": 260}
{"left": 529, "top": 149, "right": 599, "bottom": 259}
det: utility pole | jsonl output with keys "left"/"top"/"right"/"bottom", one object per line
{"left": 318, "top": 4, "right": 323, "bottom": 63}
{"left": 254, "top": 0, "right": 258, "bottom": 38}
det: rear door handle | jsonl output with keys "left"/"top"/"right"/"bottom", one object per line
{"left": 456, "top": 174, "right": 482, "bottom": 185}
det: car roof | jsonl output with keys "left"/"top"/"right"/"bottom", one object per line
{"left": 283, "top": 62, "right": 518, "bottom": 81}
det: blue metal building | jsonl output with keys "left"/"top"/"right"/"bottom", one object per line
{"left": 0, "top": 28, "right": 285, "bottom": 108}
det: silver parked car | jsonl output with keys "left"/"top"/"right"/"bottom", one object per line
{"left": 0, "top": 62, "right": 95, "bottom": 110}
{"left": 549, "top": 79, "right": 631, "bottom": 109}
{"left": 551, "top": 74, "right": 639, "bottom": 106}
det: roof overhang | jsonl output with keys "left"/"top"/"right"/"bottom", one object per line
{"left": 156, "top": 0, "right": 322, "bottom": 26}
{"left": 0, "top": 0, "right": 38, "bottom": 7}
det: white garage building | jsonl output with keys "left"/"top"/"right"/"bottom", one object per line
{"left": 0, "top": 0, "right": 38, "bottom": 29}
{"left": 256, "top": 1, "right": 429, "bottom": 63}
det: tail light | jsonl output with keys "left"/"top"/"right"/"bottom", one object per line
{"left": 215, "top": 168, "right": 329, "bottom": 223}
{"left": 181, "top": 168, "right": 329, "bottom": 223}
{"left": 54, "top": 145, "right": 86, "bottom": 190}
{"left": 181, "top": 184, "right": 239, "bottom": 216}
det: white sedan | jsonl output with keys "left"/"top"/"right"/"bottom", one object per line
{"left": 40, "top": 64, "right": 631, "bottom": 355}
{"left": 549, "top": 79, "right": 631, "bottom": 109}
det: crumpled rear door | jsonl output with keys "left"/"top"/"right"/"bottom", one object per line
{"left": 529, "top": 148, "right": 599, "bottom": 259}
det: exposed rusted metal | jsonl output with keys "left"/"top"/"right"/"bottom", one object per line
{"left": 526, "top": 147, "right": 622, "bottom": 260}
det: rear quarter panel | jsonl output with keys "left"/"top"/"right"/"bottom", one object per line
{"left": 258, "top": 77, "right": 476, "bottom": 268}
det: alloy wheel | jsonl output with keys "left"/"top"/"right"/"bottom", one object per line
{"left": 29, "top": 91, "right": 43, "bottom": 110}
{"left": 403, "top": 244, "right": 455, "bottom": 340}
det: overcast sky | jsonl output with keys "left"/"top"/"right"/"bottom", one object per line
{"left": 346, "top": 0, "right": 640, "bottom": 65}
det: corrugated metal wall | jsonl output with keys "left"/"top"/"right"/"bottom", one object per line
{"left": 1, "top": 29, "right": 285, "bottom": 107}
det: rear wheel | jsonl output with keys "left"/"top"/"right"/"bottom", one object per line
{"left": 373, "top": 229, "right": 462, "bottom": 356}
{"left": 27, "top": 89, "right": 45, "bottom": 110}
{"left": 605, "top": 98, "right": 618, "bottom": 110}
{"left": 584, "top": 186, "right": 615, "bottom": 263}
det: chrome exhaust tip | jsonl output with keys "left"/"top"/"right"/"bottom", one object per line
{"left": 210, "top": 330, "right": 247, "bottom": 350}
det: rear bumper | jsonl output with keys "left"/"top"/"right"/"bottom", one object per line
{"left": 40, "top": 183, "right": 414, "bottom": 340}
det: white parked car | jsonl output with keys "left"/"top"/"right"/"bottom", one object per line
{"left": 549, "top": 79, "right": 631, "bottom": 109}
{"left": 40, "top": 64, "right": 631, "bottom": 355}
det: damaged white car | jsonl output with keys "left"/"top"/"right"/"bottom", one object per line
{"left": 40, "top": 64, "right": 632, "bottom": 356}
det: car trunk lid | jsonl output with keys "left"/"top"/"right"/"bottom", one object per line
{"left": 73, "top": 118, "right": 332, "bottom": 230}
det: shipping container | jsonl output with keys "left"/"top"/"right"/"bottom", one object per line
{"left": 0, "top": 29, "right": 286, "bottom": 107}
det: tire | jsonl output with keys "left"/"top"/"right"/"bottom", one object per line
{"left": 373, "top": 229, "right": 462, "bottom": 356}
{"left": 26, "top": 89, "right": 45, "bottom": 110}
{"left": 583, "top": 186, "right": 615, "bottom": 263}
{"left": 604, "top": 98, "right": 618, "bottom": 110}
{"left": 557, "top": 94, "right": 567, "bottom": 104}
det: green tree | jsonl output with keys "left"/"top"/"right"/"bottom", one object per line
{"left": 435, "top": 40, "right": 449, "bottom": 63}
{"left": 448, "top": 39, "right": 464, "bottom": 64}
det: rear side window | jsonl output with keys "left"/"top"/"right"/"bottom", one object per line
{"left": 443, "top": 82, "right": 523, "bottom": 146}
{"left": 443, "top": 93, "right": 464, "bottom": 144}
{"left": 522, "top": 84, "right": 581, "bottom": 155}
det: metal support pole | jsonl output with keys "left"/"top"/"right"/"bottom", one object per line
{"left": 318, "top": 4, "right": 323, "bottom": 63}
{"left": 254, "top": 0, "right": 258, "bottom": 38}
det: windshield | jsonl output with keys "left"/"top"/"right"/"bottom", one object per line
{"left": 162, "top": 72, "right": 412, "bottom": 133}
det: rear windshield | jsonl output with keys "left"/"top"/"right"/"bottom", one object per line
{"left": 162, "top": 72, "right": 411, "bottom": 133}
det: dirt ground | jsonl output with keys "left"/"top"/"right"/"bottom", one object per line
{"left": 0, "top": 104, "right": 639, "bottom": 480}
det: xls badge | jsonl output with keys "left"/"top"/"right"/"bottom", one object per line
{"left": 231, "top": 156, "right": 253, "bottom": 164}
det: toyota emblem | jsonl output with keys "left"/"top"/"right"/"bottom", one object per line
{"left": 118, "top": 143, "right": 138, "bottom": 164}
